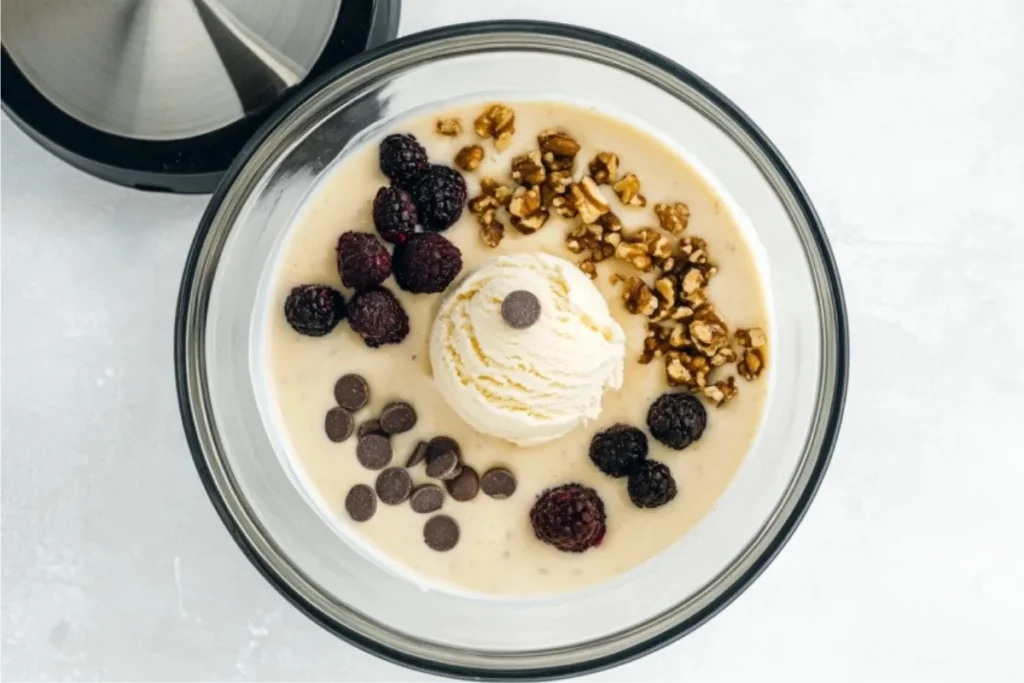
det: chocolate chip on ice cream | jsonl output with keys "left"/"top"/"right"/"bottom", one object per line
{"left": 500, "top": 290, "right": 541, "bottom": 329}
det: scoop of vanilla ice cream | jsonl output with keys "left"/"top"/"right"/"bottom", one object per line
{"left": 429, "top": 253, "right": 625, "bottom": 447}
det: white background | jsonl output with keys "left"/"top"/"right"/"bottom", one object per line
{"left": 3, "top": 1, "right": 1023, "bottom": 680}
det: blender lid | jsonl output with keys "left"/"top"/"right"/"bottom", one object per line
{"left": 0, "top": 0, "right": 400, "bottom": 193}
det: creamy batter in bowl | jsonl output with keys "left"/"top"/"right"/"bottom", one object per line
{"left": 176, "top": 22, "right": 847, "bottom": 679}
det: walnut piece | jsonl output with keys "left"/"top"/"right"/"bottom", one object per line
{"left": 478, "top": 214, "right": 505, "bottom": 248}
{"left": 665, "top": 351, "right": 711, "bottom": 391}
{"left": 436, "top": 117, "right": 463, "bottom": 136}
{"left": 538, "top": 129, "right": 580, "bottom": 172}
{"left": 467, "top": 177, "right": 515, "bottom": 247}
{"left": 511, "top": 211, "right": 550, "bottom": 235}
{"left": 738, "top": 348, "right": 765, "bottom": 380}
{"left": 508, "top": 186, "right": 542, "bottom": 218}
{"left": 688, "top": 305, "right": 730, "bottom": 356}
{"left": 612, "top": 173, "right": 646, "bottom": 207}
{"left": 511, "top": 151, "right": 546, "bottom": 186}
{"left": 588, "top": 152, "right": 619, "bottom": 184}
{"left": 538, "top": 129, "right": 581, "bottom": 156}
{"left": 735, "top": 327, "right": 768, "bottom": 349}
{"left": 568, "top": 177, "right": 611, "bottom": 224}
{"left": 474, "top": 104, "right": 515, "bottom": 151}
{"left": 655, "top": 202, "right": 691, "bottom": 234}
{"left": 702, "top": 377, "right": 738, "bottom": 406}
{"left": 622, "top": 277, "right": 658, "bottom": 317}
{"left": 455, "top": 145, "right": 484, "bottom": 171}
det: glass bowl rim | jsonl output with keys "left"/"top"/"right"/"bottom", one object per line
{"left": 174, "top": 19, "right": 849, "bottom": 681}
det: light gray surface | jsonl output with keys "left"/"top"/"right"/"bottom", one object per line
{"left": 3, "top": 1, "right": 1023, "bottom": 681}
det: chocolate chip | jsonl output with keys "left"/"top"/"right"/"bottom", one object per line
{"left": 375, "top": 467, "right": 413, "bottom": 505}
{"left": 445, "top": 466, "right": 479, "bottom": 502}
{"left": 423, "top": 515, "right": 460, "bottom": 551}
{"left": 356, "top": 434, "right": 392, "bottom": 470}
{"left": 380, "top": 401, "right": 417, "bottom": 435}
{"left": 426, "top": 435, "right": 461, "bottom": 463}
{"left": 501, "top": 290, "right": 541, "bottom": 329}
{"left": 480, "top": 468, "right": 517, "bottom": 499}
{"left": 405, "top": 441, "right": 429, "bottom": 468}
{"left": 344, "top": 484, "right": 376, "bottom": 522}
{"left": 324, "top": 407, "right": 354, "bottom": 442}
{"left": 334, "top": 374, "right": 369, "bottom": 411}
{"left": 410, "top": 484, "right": 444, "bottom": 513}
{"left": 425, "top": 450, "right": 460, "bottom": 480}
{"left": 357, "top": 418, "right": 384, "bottom": 439}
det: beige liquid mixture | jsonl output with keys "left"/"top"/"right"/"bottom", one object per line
{"left": 267, "top": 101, "right": 769, "bottom": 596}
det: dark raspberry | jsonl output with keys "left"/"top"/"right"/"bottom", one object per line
{"left": 336, "top": 231, "right": 392, "bottom": 290}
{"left": 379, "top": 133, "right": 428, "bottom": 189}
{"left": 412, "top": 165, "right": 467, "bottom": 232}
{"left": 392, "top": 234, "right": 463, "bottom": 294}
{"left": 529, "top": 483, "right": 606, "bottom": 553}
{"left": 347, "top": 287, "right": 409, "bottom": 348}
{"left": 372, "top": 186, "right": 419, "bottom": 244}
{"left": 647, "top": 392, "right": 708, "bottom": 450}
{"left": 627, "top": 460, "right": 677, "bottom": 509}
{"left": 589, "top": 424, "right": 648, "bottom": 478}
{"left": 283, "top": 284, "right": 345, "bottom": 337}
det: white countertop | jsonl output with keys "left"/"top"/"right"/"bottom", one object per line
{"left": 2, "top": 1, "right": 1023, "bottom": 680}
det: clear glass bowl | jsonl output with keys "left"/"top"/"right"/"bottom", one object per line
{"left": 175, "top": 21, "right": 848, "bottom": 680}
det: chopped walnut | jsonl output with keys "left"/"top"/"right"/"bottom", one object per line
{"left": 709, "top": 346, "right": 738, "bottom": 367}
{"left": 511, "top": 151, "right": 546, "bottom": 186}
{"left": 702, "top": 376, "right": 738, "bottom": 406}
{"left": 565, "top": 222, "right": 614, "bottom": 263}
{"left": 538, "top": 129, "right": 581, "bottom": 157}
{"left": 478, "top": 213, "right": 505, "bottom": 248}
{"left": 474, "top": 104, "right": 515, "bottom": 151}
{"left": 551, "top": 195, "right": 578, "bottom": 218}
{"left": 468, "top": 177, "right": 514, "bottom": 247}
{"left": 511, "top": 211, "right": 550, "bottom": 235}
{"left": 455, "top": 145, "right": 484, "bottom": 171}
{"left": 615, "top": 242, "right": 653, "bottom": 272}
{"left": 688, "top": 304, "right": 730, "bottom": 356}
{"left": 436, "top": 117, "right": 463, "bottom": 136}
{"left": 579, "top": 260, "right": 597, "bottom": 279}
{"left": 588, "top": 152, "right": 619, "bottom": 184}
{"left": 568, "top": 177, "right": 611, "bottom": 224}
{"left": 665, "top": 351, "right": 711, "bottom": 391}
{"left": 622, "top": 277, "right": 658, "bottom": 317}
{"left": 537, "top": 130, "right": 580, "bottom": 172}
{"left": 735, "top": 327, "right": 767, "bottom": 349}
{"left": 478, "top": 177, "right": 513, "bottom": 206}
{"left": 613, "top": 228, "right": 670, "bottom": 273}
{"left": 541, "top": 170, "right": 573, "bottom": 209}
{"left": 612, "top": 173, "right": 646, "bottom": 207}
{"left": 655, "top": 202, "right": 691, "bottom": 234}
{"left": 508, "top": 186, "right": 542, "bottom": 218}
{"left": 738, "top": 348, "right": 765, "bottom": 380}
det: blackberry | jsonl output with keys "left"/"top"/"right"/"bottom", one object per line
{"left": 379, "top": 133, "right": 428, "bottom": 189}
{"left": 627, "top": 460, "right": 677, "bottom": 509}
{"left": 283, "top": 284, "right": 345, "bottom": 337}
{"left": 589, "top": 424, "right": 648, "bottom": 478}
{"left": 647, "top": 392, "right": 707, "bottom": 450}
{"left": 347, "top": 287, "right": 409, "bottom": 348}
{"left": 392, "top": 234, "right": 463, "bottom": 294}
{"left": 372, "top": 186, "right": 419, "bottom": 244}
{"left": 412, "top": 165, "right": 467, "bottom": 232}
{"left": 529, "top": 483, "right": 606, "bottom": 553}
{"left": 336, "top": 231, "right": 392, "bottom": 290}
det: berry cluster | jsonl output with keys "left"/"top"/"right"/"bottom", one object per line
{"left": 286, "top": 133, "right": 468, "bottom": 346}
